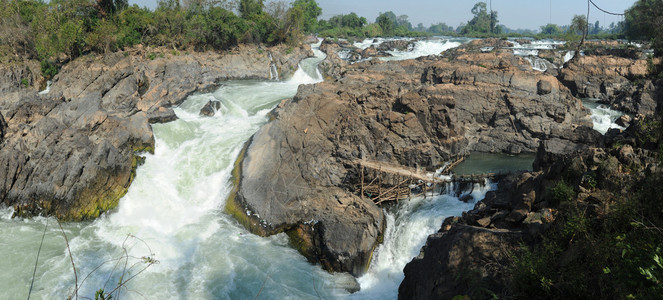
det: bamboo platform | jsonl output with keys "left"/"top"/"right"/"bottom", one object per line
{"left": 354, "top": 158, "right": 503, "bottom": 205}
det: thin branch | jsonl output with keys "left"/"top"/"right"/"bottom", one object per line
{"left": 27, "top": 220, "right": 49, "bottom": 300}
{"left": 253, "top": 274, "right": 271, "bottom": 300}
{"left": 58, "top": 220, "right": 78, "bottom": 300}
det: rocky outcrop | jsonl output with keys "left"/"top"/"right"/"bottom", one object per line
{"left": 0, "top": 43, "right": 311, "bottom": 220}
{"left": 376, "top": 39, "right": 413, "bottom": 52}
{"left": 559, "top": 50, "right": 660, "bottom": 116}
{"left": 399, "top": 224, "right": 525, "bottom": 299}
{"left": 199, "top": 100, "right": 221, "bottom": 117}
{"left": 0, "top": 60, "right": 43, "bottom": 93}
{"left": 231, "top": 45, "right": 592, "bottom": 276}
{"left": 399, "top": 118, "right": 661, "bottom": 298}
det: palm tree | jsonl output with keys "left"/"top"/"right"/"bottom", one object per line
{"left": 570, "top": 14, "right": 588, "bottom": 48}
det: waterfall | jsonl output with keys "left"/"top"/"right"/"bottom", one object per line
{"left": 38, "top": 80, "right": 51, "bottom": 95}
{"left": 582, "top": 98, "right": 627, "bottom": 134}
{"left": 268, "top": 52, "right": 279, "bottom": 81}
{"left": 524, "top": 56, "right": 549, "bottom": 72}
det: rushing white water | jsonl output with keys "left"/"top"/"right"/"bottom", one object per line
{"left": 350, "top": 182, "right": 494, "bottom": 299}
{"left": 268, "top": 53, "right": 279, "bottom": 81}
{"left": 524, "top": 56, "right": 549, "bottom": 72}
{"left": 380, "top": 39, "right": 462, "bottom": 61}
{"left": 38, "top": 80, "right": 51, "bottom": 95}
{"left": 582, "top": 98, "right": 626, "bottom": 134}
{"left": 0, "top": 39, "right": 497, "bottom": 300}
{"left": 514, "top": 49, "right": 539, "bottom": 56}
{"left": 563, "top": 51, "right": 576, "bottom": 64}
{"left": 509, "top": 39, "right": 565, "bottom": 50}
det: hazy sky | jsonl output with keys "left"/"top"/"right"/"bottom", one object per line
{"left": 129, "top": 0, "right": 638, "bottom": 30}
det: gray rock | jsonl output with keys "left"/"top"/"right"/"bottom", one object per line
{"left": 232, "top": 48, "right": 592, "bottom": 276}
{"left": 199, "top": 100, "right": 221, "bottom": 117}
{"left": 0, "top": 43, "right": 311, "bottom": 220}
{"left": 537, "top": 79, "right": 553, "bottom": 95}
{"left": 0, "top": 111, "right": 5, "bottom": 143}
{"left": 399, "top": 225, "right": 523, "bottom": 300}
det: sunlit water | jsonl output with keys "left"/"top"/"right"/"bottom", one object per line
{"left": 2, "top": 40, "right": 499, "bottom": 299}
{"left": 582, "top": 98, "right": 626, "bottom": 134}
{"left": 349, "top": 37, "right": 467, "bottom": 62}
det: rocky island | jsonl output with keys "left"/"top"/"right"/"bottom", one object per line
{"left": 1, "top": 0, "right": 661, "bottom": 299}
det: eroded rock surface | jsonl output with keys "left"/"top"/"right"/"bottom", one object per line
{"left": 231, "top": 44, "right": 592, "bottom": 276}
{"left": 0, "top": 44, "right": 311, "bottom": 220}
{"left": 559, "top": 49, "right": 660, "bottom": 116}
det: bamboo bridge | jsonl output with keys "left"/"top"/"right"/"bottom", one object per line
{"left": 354, "top": 158, "right": 504, "bottom": 205}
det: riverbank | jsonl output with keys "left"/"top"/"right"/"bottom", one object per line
{"left": 0, "top": 43, "right": 312, "bottom": 220}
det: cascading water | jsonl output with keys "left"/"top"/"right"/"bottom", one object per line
{"left": 380, "top": 38, "right": 463, "bottom": 61}
{"left": 563, "top": 51, "right": 576, "bottom": 64}
{"left": 268, "top": 52, "right": 279, "bottom": 81}
{"left": 349, "top": 182, "right": 495, "bottom": 299}
{"left": 38, "top": 80, "right": 51, "bottom": 95}
{"left": 1, "top": 39, "right": 502, "bottom": 299}
{"left": 524, "top": 56, "right": 549, "bottom": 72}
{"left": 582, "top": 98, "right": 626, "bottom": 134}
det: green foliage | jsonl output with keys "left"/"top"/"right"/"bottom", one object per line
{"left": 239, "top": 0, "right": 264, "bottom": 19}
{"left": 291, "top": 0, "right": 320, "bottom": 33}
{"left": 548, "top": 180, "right": 576, "bottom": 206}
{"left": 40, "top": 59, "right": 58, "bottom": 79}
{"left": 20, "top": 78, "right": 28, "bottom": 88}
{"left": 376, "top": 12, "right": 396, "bottom": 35}
{"left": 460, "top": 2, "right": 499, "bottom": 36}
{"left": 0, "top": 0, "right": 304, "bottom": 73}
{"left": 511, "top": 158, "right": 663, "bottom": 298}
{"left": 540, "top": 23, "right": 561, "bottom": 35}
{"left": 625, "top": 0, "right": 663, "bottom": 57}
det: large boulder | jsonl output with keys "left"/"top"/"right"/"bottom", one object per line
{"left": 0, "top": 44, "right": 311, "bottom": 220}
{"left": 399, "top": 224, "right": 523, "bottom": 300}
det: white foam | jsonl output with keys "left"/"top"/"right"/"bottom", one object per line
{"left": 38, "top": 80, "right": 51, "bottom": 95}
{"left": 583, "top": 99, "right": 627, "bottom": 134}
{"left": 381, "top": 39, "right": 461, "bottom": 61}
{"left": 350, "top": 181, "right": 495, "bottom": 299}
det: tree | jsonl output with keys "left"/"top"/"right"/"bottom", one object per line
{"left": 94, "top": 0, "right": 128, "bottom": 18}
{"left": 461, "top": 2, "right": 493, "bottom": 35}
{"left": 396, "top": 14, "right": 412, "bottom": 30}
{"left": 291, "top": 0, "right": 321, "bottom": 33}
{"left": 428, "top": 22, "right": 454, "bottom": 34}
{"left": 625, "top": 0, "right": 663, "bottom": 57}
{"left": 570, "top": 14, "right": 588, "bottom": 45}
{"left": 239, "top": 0, "right": 263, "bottom": 19}
{"left": 340, "top": 13, "right": 366, "bottom": 29}
{"left": 591, "top": 20, "right": 601, "bottom": 35}
{"left": 540, "top": 23, "right": 560, "bottom": 35}
{"left": 376, "top": 12, "right": 396, "bottom": 35}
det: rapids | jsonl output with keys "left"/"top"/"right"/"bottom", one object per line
{"left": 1, "top": 40, "right": 497, "bottom": 299}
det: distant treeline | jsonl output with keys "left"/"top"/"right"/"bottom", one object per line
{"left": 0, "top": 0, "right": 321, "bottom": 77}
{"left": 316, "top": 2, "right": 628, "bottom": 40}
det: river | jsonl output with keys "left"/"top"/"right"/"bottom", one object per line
{"left": 0, "top": 39, "right": 523, "bottom": 299}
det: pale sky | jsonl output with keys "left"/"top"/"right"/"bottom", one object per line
{"left": 129, "top": 0, "right": 638, "bottom": 30}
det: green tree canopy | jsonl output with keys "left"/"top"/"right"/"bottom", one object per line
{"left": 291, "top": 0, "right": 320, "bottom": 33}
{"left": 625, "top": 0, "right": 663, "bottom": 57}
{"left": 460, "top": 2, "right": 499, "bottom": 35}
{"left": 239, "top": 0, "right": 263, "bottom": 19}
{"left": 540, "top": 23, "right": 560, "bottom": 35}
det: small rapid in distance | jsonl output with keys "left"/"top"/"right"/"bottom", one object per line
{"left": 352, "top": 37, "right": 465, "bottom": 61}
{"left": 582, "top": 98, "right": 627, "bottom": 134}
